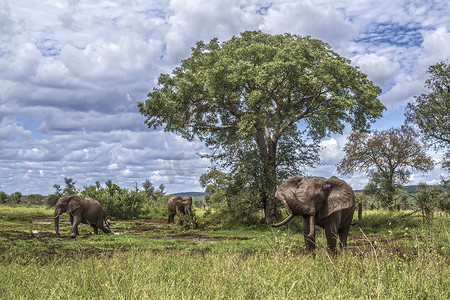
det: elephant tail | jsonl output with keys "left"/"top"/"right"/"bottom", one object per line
{"left": 272, "top": 213, "right": 294, "bottom": 227}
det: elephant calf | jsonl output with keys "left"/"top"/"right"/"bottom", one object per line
{"left": 54, "top": 195, "right": 111, "bottom": 238}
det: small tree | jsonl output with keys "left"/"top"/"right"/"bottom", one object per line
{"left": 63, "top": 177, "right": 77, "bottom": 194}
{"left": 438, "top": 178, "right": 450, "bottom": 213}
{"left": 338, "top": 126, "right": 434, "bottom": 207}
{"left": 10, "top": 192, "right": 23, "bottom": 204}
{"left": 142, "top": 179, "right": 155, "bottom": 199}
{"left": 415, "top": 182, "right": 443, "bottom": 220}
{"left": 405, "top": 61, "right": 450, "bottom": 169}
{"left": 199, "top": 169, "right": 263, "bottom": 224}
{"left": 0, "top": 191, "right": 8, "bottom": 204}
{"left": 46, "top": 184, "right": 63, "bottom": 207}
{"left": 80, "top": 180, "right": 149, "bottom": 220}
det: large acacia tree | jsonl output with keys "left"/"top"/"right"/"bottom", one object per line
{"left": 138, "top": 31, "right": 384, "bottom": 224}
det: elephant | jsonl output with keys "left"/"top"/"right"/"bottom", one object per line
{"left": 167, "top": 195, "right": 193, "bottom": 223}
{"left": 272, "top": 176, "right": 355, "bottom": 253}
{"left": 54, "top": 194, "right": 111, "bottom": 238}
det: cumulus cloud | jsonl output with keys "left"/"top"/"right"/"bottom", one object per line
{"left": 319, "top": 138, "right": 342, "bottom": 164}
{"left": 419, "top": 26, "right": 450, "bottom": 70}
{"left": 164, "top": 0, "right": 261, "bottom": 64}
{"left": 260, "top": 1, "right": 356, "bottom": 46}
{"left": 0, "top": 0, "right": 448, "bottom": 194}
{"left": 352, "top": 53, "right": 400, "bottom": 88}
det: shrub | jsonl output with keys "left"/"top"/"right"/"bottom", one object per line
{"left": 415, "top": 182, "right": 443, "bottom": 220}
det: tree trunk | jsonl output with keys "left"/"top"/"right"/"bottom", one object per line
{"left": 264, "top": 196, "right": 278, "bottom": 224}
{"left": 254, "top": 128, "right": 279, "bottom": 224}
{"left": 263, "top": 153, "right": 278, "bottom": 224}
{"left": 358, "top": 202, "right": 362, "bottom": 220}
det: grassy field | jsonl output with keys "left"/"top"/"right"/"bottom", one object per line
{"left": 0, "top": 205, "right": 448, "bottom": 299}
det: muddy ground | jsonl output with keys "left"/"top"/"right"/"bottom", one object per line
{"left": 0, "top": 216, "right": 429, "bottom": 259}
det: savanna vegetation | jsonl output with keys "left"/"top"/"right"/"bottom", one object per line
{"left": 0, "top": 203, "right": 449, "bottom": 299}
{"left": 1, "top": 33, "right": 449, "bottom": 299}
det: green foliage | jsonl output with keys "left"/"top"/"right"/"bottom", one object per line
{"left": 0, "top": 191, "right": 46, "bottom": 205}
{"left": 438, "top": 178, "right": 450, "bottom": 213}
{"left": 339, "top": 127, "right": 434, "bottom": 207}
{"left": 405, "top": 60, "right": 450, "bottom": 169}
{"left": 63, "top": 177, "right": 77, "bottom": 194}
{"left": 80, "top": 180, "right": 154, "bottom": 220}
{"left": 0, "top": 191, "right": 7, "bottom": 204}
{"left": 199, "top": 170, "right": 263, "bottom": 225}
{"left": 45, "top": 178, "right": 168, "bottom": 220}
{"left": 139, "top": 30, "right": 384, "bottom": 222}
{"left": 414, "top": 182, "right": 444, "bottom": 220}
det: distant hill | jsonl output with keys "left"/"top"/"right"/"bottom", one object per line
{"left": 171, "top": 192, "right": 205, "bottom": 197}
{"left": 175, "top": 186, "right": 429, "bottom": 197}
{"left": 355, "top": 185, "right": 425, "bottom": 194}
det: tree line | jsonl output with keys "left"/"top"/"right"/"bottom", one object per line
{"left": 0, "top": 177, "right": 169, "bottom": 221}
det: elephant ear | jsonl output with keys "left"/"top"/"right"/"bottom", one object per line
{"left": 67, "top": 195, "right": 82, "bottom": 213}
{"left": 318, "top": 176, "right": 355, "bottom": 219}
{"left": 275, "top": 176, "right": 305, "bottom": 214}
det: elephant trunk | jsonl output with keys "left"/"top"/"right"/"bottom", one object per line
{"left": 272, "top": 213, "right": 294, "bottom": 227}
{"left": 307, "top": 214, "right": 315, "bottom": 238}
{"left": 54, "top": 213, "right": 60, "bottom": 236}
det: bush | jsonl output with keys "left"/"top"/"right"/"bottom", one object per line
{"left": 43, "top": 179, "right": 168, "bottom": 220}
{"left": 415, "top": 182, "right": 443, "bottom": 220}
{"left": 143, "top": 195, "right": 170, "bottom": 220}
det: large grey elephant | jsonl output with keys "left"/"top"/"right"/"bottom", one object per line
{"left": 54, "top": 195, "right": 111, "bottom": 238}
{"left": 167, "top": 195, "right": 193, "bottom": 223}
{"left": 272, "top": 176, "right": 355, "bottom": 252}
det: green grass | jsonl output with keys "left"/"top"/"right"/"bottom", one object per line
{"left": 0, "top": 205, "right": 449, "bottom": 299}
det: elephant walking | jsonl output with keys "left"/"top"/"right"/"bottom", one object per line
{"left": 273, "top": 176, "right": 355, "bottom": 253}
{"left": 54, "top": 195, "right": 111, "bottom": 238}
{"left": 167, "top": 195, "right": 193, "bottom": 223}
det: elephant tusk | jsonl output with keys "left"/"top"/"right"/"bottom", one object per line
{"left": 272, "top": 213, "right": 295, "bottom": 227}
{"left": 307, "top": 215, "right": 315, "bottom": 238}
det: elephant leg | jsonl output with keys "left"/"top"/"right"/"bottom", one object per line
{"left": 338, "top": 207, "right": 355, "bottom": 249}
{"left": 302, "top": 216, "right": 315, "bottom": 251}
{"left": 324, "top": 214, "right": 341, "bottom": 254}
{"left": 71, "top": 217, "right": 81, "bottom": 238}
{"left": 168, "top": 213, "right": 175, "bottom": 223}
{"left": 324, "top": 225, "right": 338, "bottom": 254}
{"left": 70, "top": 214, "right": 80, "bottom": 236}
{"left": 338, "top": 228, "right": 350, "bottom": 249}
{"left": 98, "top": 225, "right": 111, "bottom": 234}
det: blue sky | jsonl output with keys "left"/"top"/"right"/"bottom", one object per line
{"left": 1, "top": 0, "right": 449, "bottom": 195}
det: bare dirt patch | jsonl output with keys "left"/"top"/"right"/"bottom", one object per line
{"left": 169, "top": 233, "right": 249, "bottom": 242}
{"left": 32, "top": 216, "right": 54, "bottom": 224}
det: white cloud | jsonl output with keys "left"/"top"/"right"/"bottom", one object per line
{"left": 164, "top": 0, "right": 260, "bottom": 64}
{"left": 380, "top": 75, "right": 423, "bottom": 107}
{"left": 319, "top": 138, "right": 342, "bottom": 164}
{"left": 352, "top": 53, "right": 400, "bottom": 87}
{"left": 419, "top": 26, "right": 450, "bottom": 69}
{"left": 0, "top": 0, "right": 448, "bottom": 195}
{"left": 260, "top": 1, "right": 356, "bottom": 46}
